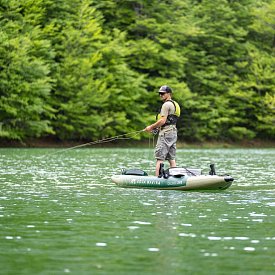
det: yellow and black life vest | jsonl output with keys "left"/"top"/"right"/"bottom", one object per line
{"left": 156, "top": 100, "right": 181, "bottom": 127}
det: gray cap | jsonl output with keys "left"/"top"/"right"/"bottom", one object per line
{"left": 158, "top": 85, "right": 172, "bottom": 93}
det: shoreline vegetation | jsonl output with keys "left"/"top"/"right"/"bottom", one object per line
{"left": 0, "top": 1, "right": 274, "bottom": 143}
{"left": 1, "top": 137, "right": 274, "bottom": 149}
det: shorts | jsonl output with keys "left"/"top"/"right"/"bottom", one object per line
{"left": 155, "top": 128, "right": 177, "bottom": 161}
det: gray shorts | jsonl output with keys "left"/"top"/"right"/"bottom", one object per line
{"left": 155, "top": 129, "right": 177, "bottom": 161}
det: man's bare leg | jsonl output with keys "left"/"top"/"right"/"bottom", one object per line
{"left": 169, "top": 159, "right": 176, "bottom": 168}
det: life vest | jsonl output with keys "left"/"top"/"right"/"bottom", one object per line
{"left": 156, "top": 100, "right": 180, "bottom": 127}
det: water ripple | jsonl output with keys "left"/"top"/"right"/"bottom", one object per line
{"left": 0, "top": 148, "right": 275, "bottom": 274}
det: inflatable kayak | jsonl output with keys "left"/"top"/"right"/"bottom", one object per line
{"left": 111, "top": 164, "right": 234, "bottom": 191}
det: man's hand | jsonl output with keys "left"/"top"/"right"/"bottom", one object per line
{"left": 144, "top": 125, "right": 153, "bottom": 132}
{"left": 144, "top": 116, "right": 167, "bottom": 133}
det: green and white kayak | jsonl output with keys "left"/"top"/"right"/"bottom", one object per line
{"left": 111, "top": 166, "right": 234, "bottom": 191}
{"left": 111, "top": 174, "right": 233, "bottom": 191}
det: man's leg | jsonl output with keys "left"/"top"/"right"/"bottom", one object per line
{"left": 169, "top": 159, "right": 176, "bottom": 168}
{"left": 166, "top": 130, "right": 177, "bottom": 169}
{"left": 155, "top": 159, "right": 163, "bottom": 176}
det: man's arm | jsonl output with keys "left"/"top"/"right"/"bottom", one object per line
{"left": 144, "top": 116, "right": 167, "bottom": 132}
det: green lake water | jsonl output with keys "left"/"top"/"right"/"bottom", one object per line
{"left": 0, "top": 148, "right": 274, "bottom": 274}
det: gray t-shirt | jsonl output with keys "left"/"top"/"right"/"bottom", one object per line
{"left": 160, "top": 101, "right": 175, "bottom": 117}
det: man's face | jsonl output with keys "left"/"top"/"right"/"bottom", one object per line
{"left": 159, "top": 92, "right": 169, "bottom": 101}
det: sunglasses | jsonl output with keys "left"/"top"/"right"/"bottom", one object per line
{"left": 159, "top": 92, "right": 166, "bottom": 96}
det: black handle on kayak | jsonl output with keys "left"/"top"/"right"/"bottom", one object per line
{"left": 158, "top": 163, "right": 165, "bottom": 178}
{"left": 209, "top": 164, "right": 216, "bottom": 175}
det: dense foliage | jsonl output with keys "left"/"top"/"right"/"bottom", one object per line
{"left": 0, "top": 0, "right": 274, "bottom": 142}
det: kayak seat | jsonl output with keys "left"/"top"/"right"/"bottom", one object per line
{"left": 122, "top": 168, "right": 148, "bottom": 176}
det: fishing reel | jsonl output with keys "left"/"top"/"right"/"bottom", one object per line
{"left": 151, "top": 128, "right": 159, "bottom": 135}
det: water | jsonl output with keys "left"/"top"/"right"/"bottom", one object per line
{"left": 0, "top": 148, "right": 274, "bottom": 274}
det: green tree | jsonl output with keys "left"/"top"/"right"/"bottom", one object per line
{"left": 45, "top": 0, "right": 149, "bottom": 140}
{"left": 0, "top": 0, "right": 55, "bottom": 140}
{"left": 0, "top": 0, "right": 274, "bottom": 143}
{"left": 90, "top": 0, "right": 275, "bottom": 142}
{"left": 93, "top": 0, "right": 192, "bottom": 128}
{"left": 178, "top": 0, "right": 248, "bottom": 140}
{"left": 227, "top": 0, "right": 275, "bottom": 140}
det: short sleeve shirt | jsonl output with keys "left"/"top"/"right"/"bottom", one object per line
{"left": 160, "top": 101, "right": 175, "bottom": 117}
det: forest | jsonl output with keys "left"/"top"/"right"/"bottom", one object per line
{"left": 0, "top": 0, "right": 274, "bottom": 143}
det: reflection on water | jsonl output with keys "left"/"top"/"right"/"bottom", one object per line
{"left": 0, "top": 148, "right": 274, "bottom": 274}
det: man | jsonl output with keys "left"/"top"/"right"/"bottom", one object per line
{"left": 144, "top": 85, "right": 180, "bottom": 176}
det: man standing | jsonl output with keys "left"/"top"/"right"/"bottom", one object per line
{"left": 144, "top": 85, "right": 181, "bottom": 176}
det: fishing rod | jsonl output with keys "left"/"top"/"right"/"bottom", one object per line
{"left": 40, "top": 129, "right": 145, "bottom": 158}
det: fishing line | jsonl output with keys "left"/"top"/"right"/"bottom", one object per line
{"left": 148, "top": 134, "right": 152, "bottom": 160}
{"left": 39, "top": 129, "right": 144, "bottom": 158}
